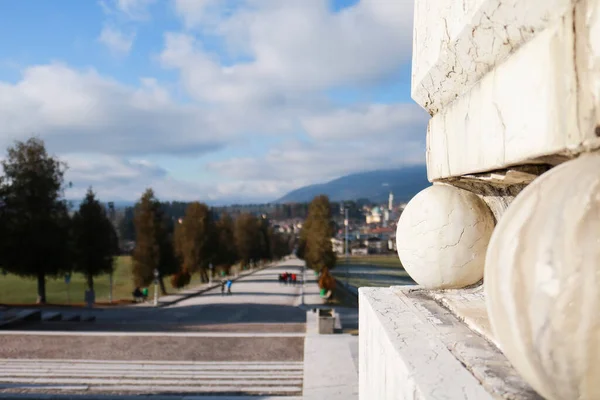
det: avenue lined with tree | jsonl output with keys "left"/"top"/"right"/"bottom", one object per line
{"left": 0, "top": 137, "right": 320, "bottom": 304}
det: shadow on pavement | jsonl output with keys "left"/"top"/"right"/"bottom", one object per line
{"left": 200, "top": 292, "right": 300, "bottom": 297}
{"left": 8, "top": 303, "right": 308, "bottom": 333}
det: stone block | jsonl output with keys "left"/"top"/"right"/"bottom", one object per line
{"left": 426, "top": 15, "right": 600, "bottom": 181}
{"left": 412, "top": 0, "right": 574, "bottom": 115}
{"left": 359, "top": 287, "right": 540, "bottom": 400}
{"left": 317, "top": 309, "right": 335, "bottom": 335}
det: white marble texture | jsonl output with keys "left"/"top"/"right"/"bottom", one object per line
{"left": 575, "top": 0, "right": 600, "bottom": 137}
{"left": 412, "top": 0, "right": 573, "bottom": 115}
{"left": 485, "top": 153, "right": 600, "bottom": 400}
{"left": 425, "top": 14, "right": 598, "bottom": 181}
{"left": 396, "top": 184, "right": 495, "bottom": 289}
{"left": 413, "top": 0, "right": 600, "bottom": 181}
{"left": 359, "top": 287, "right": 499, "bottom": 400}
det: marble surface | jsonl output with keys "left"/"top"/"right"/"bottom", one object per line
{"left": 412, "top": 0, "right": 573, "bottom": 115}
{"left": 396, "top": 184, "right": 495, "bottom": 289}
{"left": 426, "top": 14, "right": 598, "bottom": 181}
{"left": 359, "top": 287, "right": 540, "bottom": 400}
{"left": 425, "top": 285, "right": 497, "bottom": 348}
{"left": 414, "top": 0, "right": 600, "bottom": 181}
{"left": 575, "top": 0, "right": 600, "bottom": 138}
{"left": 485, "top": 153, "right": 600, "bottom": 400}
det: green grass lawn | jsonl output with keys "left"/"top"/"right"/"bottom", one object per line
{"left": 336, "top": 254, "right": 403, "bottom": 268}
{"left": 0, "top": 256, "right": 146, "bottom": 305}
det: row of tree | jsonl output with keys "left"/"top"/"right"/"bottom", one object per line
{"left": 116, "top": 197, "right": 368, "bottom": 242}
{"left": 0, "top": 137, "right": 292, "bottom": 304}
{"left": 132, "top": 189, "right": 292, "bottom": 294}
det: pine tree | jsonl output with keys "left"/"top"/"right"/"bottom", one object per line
{"left": 0, "top": 138, "right": 72, "bottom": 304}
{"left": 71, "top": 188, "right": 118, "bottom": 298}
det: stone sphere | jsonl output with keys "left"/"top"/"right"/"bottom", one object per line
{"left": 396, "top": 184, "right": 495, "bottom": 289}
{"left": 485, "top": 153, "right": 600, "bottom": 400}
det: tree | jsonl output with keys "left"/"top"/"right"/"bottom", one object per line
{"left": 304, "top": 195, "right": 336, "bottom": 275}
{"left": 214, "top": 213, "right": 238, "bottom": 272}
{"left": 255, "top": 216, "right": 272, "bottom": 264}
{"left": 173, "top": 202, "right": 215, "bottom": 283}
{"left": 132, "top": 189, "right": 178, "bottom": 294}
{"left": 234, "top": 213, "right": 260, "bottom": 267}
{"left": 71, "top": 188, "right": 118, "bottom": 298}
{"left": 0, "top": 137, "right": 72, "bottom": 304}
{"left": 296, "top": 225, "right": 310, "bottom": 263}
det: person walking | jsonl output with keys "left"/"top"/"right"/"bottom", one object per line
{"left": 226, "top": 279, "right": 232, "bottom": 295}
{"left": 221, "top": 280, "right": 225, "bottom": 296}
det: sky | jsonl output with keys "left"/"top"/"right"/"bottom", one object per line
{"left": 0, "top": 0, "right": 428, "bottom": 205}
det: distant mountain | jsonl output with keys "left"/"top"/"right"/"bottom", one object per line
{"left": 275, "top": 165, "right": 430, "bottom": 204}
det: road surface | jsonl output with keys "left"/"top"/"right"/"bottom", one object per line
{"left": 0, "top": 260, "right": 309, "bottom": 398}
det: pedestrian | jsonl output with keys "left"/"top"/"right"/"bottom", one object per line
{"left": 226, "top": 279, "right": 232, "bottom": 295}
{"left": 132, "top": 287, "right": 142, "bottom": 302}
{"left": 221, "top": 280, "right": 225, "bottom": 296}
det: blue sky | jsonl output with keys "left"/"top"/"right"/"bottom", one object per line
{"left": 0, "top": 0, "right": 427, "bottom": 204}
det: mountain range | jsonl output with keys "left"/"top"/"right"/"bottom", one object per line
{"left": 275, "top": 165, "right": 430, "bottom": 204}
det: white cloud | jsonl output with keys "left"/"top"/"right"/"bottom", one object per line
{"left": 100, "top": 0, "right": 156, "bottom": 20}
{"left": 62, "top": 154, "right": 291, "bottom": 204}
{"left": 63, "top": 154, "right": 201, "bottom": 202}
{"left": 97, "top": 0, "right": 156, "bottom": 56}
{"left": 116, "top": 0, "right": 156, "bottom": 19}
{"left": 208, "top": 133, "right": 426, "bottom": 188}
{"left": 1, "top": 0, "right": 425, "bottom": 204}
{"left": 173, "top": 0, "right": 221, "bottom": 29}
{"left": 98, "top": 26, "right": 135, "bottom": 55}
{"left": 0, "top": 63, "right": 231, "bottom": 155}
{"left": 302, "top": 103, "right": 429, "bottom": 141}
{"left": 162, "top": 0, "right": 415, "bottom": 105}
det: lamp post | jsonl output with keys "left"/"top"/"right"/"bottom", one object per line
{"left": 153, "top": 268, "right": 159, "bottom": 306}
{"left": 345, "top": 208, "right": 349, "bottom": 285}
{"left": 109, "top": 272, "right": 113, "bottom": 304}
{"left": 301, "top": 263, "right": 306, "bottom": 306}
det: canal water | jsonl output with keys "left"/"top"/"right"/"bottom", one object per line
{"left": 331, "top": 264, "right": 415, "bottom": 288}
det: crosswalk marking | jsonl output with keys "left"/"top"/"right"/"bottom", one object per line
{"left": 0, "top": 358, "right": 303, "bottom": 397}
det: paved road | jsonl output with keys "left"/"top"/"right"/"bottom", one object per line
{"left": 0, "top": 260, "right": 309, "bottom": 398}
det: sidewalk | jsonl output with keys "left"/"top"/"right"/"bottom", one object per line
{"left": 300, "top": 264, "right": 359, "bottom": 400}
{"left": 133, "top": 263, "right": 273, "bottom": 308}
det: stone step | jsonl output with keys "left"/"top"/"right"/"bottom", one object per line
{"left": 0, "top": 363, "right": 303, "bottom": 371}
{"left": 0, "top": 371, "right": 303, "bottom": 379}
{"left": 0, "top": 377, "right": 304, "bottom": 386}
{"left": 0, "top": 358, "right": 304, "bottom": 397}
